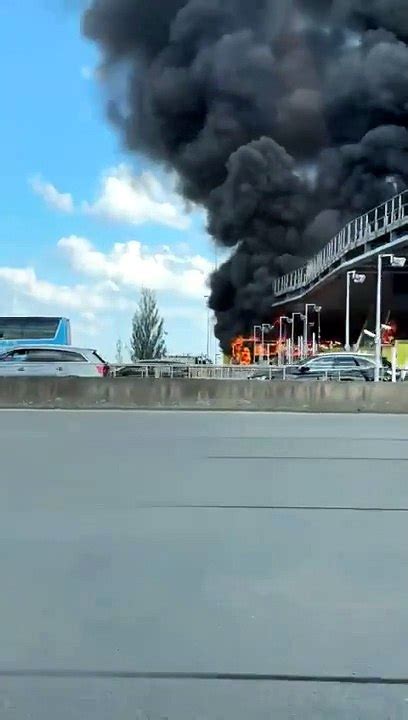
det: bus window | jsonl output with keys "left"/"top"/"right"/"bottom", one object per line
{"left": 0, "top": 317, "right": 71, "bottom": 349}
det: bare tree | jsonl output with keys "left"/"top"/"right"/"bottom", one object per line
{"left": 130, "top": 289, "right": 167, "bottom": 361}
{"left": 115, "top": 338, "right": 124, "bottom": 364}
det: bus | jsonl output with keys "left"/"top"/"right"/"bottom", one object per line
{"left": 0, "top": 317, "right": 71, "bottom": 351}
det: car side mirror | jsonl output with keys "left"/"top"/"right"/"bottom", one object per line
{"left": 299, "top": 365, "right": 309, "bottom": 374}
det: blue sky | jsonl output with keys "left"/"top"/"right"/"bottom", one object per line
{"left": 0, "top": 0, "right": 216, "bottom": 361}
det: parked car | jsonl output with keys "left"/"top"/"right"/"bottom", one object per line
{"left": 115, "top": 360, "right": 189, "bottom": 378}
{"left": 0, "top": 345, "right": 110, "bottom": 377}
{"left": 249, "top": 352, "right": 397, "bottom": 382}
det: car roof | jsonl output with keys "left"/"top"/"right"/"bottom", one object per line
{"left": 312, "top": 352, "right": 374, "bottom": 358}
{"left": 0, "top": 345, "right": 96, "bottom": 353}
{"left": 128, "top": 359, "right": 186, "bottom": 365}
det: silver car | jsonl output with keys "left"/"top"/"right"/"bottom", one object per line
{"left": 0, "top": 345, "right": 110, "bottom": 377}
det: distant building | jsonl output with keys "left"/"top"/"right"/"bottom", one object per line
{"left": 272, "top": 192, "right": 408, "bottom": 349}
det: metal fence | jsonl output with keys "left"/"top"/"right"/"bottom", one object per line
{"left": 111, "top": 364, "right": 257, "bottom": 380}
{"left": 111, "top": 364, "right": 400, "bottom": 382}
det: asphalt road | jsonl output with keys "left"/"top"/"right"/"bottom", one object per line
{"left": 2, "top": 409, "right": 408, "bottom": 719}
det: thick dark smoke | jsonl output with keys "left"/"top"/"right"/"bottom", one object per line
{"left": 83, "top": 0, "right": 408, "bottom": 350}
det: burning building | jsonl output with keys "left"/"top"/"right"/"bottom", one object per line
{"left": 83, "top": 0, "right": 408, "bottom": 353}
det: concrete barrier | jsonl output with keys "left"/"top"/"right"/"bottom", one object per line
{"left": 0, "top": 377, "right": 408, "bottom": 412}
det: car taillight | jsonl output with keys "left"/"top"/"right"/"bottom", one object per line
{"left": 97, "top": 364, "right": 110, "bottom": 377}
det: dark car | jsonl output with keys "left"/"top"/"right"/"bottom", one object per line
{"left": 249, "top": 352, "right": 395, "bottom": 382}
{"left": 115, "top": 360, "right": 189, "bottom": 378}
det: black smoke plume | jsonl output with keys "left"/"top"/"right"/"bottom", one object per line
{"left": 83, "top": 0, "right": 408, "bottom": 350}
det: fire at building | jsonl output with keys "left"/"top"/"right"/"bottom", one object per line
{"left": 228, "top": 317, "right": 324, "bottom": 366}
{"left": 228, "top": 312, "right": 400, "bottom": 366}
{"left": 83, "top": 0, "right": 408, "bottom": 361}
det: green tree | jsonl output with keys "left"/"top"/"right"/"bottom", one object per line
{"left": 130, "top": 288, "right": 167, "bottom": 361}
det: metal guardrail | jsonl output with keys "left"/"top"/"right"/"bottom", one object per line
{"left": 274, "top": 191, "right": 408, "bottom": 298}
{"left": 247, "top": 368, "right": 395, "bottom": 382}
{"left": 187, "top": 365, "right": 258, "bottom": 379}
{"left": 111, "top": 364, "right": 259, "bottom": 380}
{"left": 111, "top": 364, "right": 400, "bottom": 381}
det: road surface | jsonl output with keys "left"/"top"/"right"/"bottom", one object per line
{"left": 1, "top": 409, "right": 408, "bottom": 718}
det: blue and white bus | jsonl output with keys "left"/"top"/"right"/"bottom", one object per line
{"left": 0, "top": 317, "right": 71, "bottom": 351}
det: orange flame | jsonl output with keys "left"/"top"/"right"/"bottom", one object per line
{"left": 230, "top": 334, "right": 280, "bottom": 365}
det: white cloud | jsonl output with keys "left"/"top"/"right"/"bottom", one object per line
{"left": 82, "top": 165, "right": 190, "bottom": 229}
{"left": 0, "top": 248, "right": 213, "bottom": 359}
{"left": 0, "top": 231, "right": 214, "bottom": 341}
{"left": 0, "top": 266, "right": 132, "bottom": 313}
{"left": 58, "top": 235, "right": 213, "bottom": 299}
{"left": 0, "top": 267, "right": 126, "bottom": 356}
{"left": 30, "top": 165, "right": 195, "bottom": 231}
{"left": 29, "top": 176, "right": 74, "bottom": 214}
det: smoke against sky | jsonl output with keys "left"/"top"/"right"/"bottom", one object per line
{"left": 83, "top": 0, "right": 408, "bottom": 349}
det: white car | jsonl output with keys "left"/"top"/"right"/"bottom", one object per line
{"left": 0, "top": 345, "right": 110, "bottom": 377}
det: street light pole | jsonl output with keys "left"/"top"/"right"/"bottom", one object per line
{"left": 253, "top": 324, "right": 272, "bottom": 363}
{"left": 204, "top": 295, "right": 210, "bottom": 359}
{"left": 345, "top": 271, "right": 366, "bottom": 352}
{"left": 304, "top": 304, "right": 322, "bottom": 358}
{"left": 345, "top": 273, "right": 352, "bottom": 352}
{"left": 291, "top": 313, "right": 305, "bottom": 362}
{"left": 375, "top": 254, "right": 383, "bottom": 383}
{"left": 207, "top": 307, "right": 211, "bottom": 359}
{"left": 303, "top": 308, "right": 309, "bottom": 358}
{"left": 278, "top": 317, "right": 292, "bottom": 365}
{"left": 261, "top": 324, "right": 271, "bottom": 355}
{"left": 279, "top": 317, "right": 285, "bottom": 346}
{"left": 253, "top": 325, "right": 262, "bottom": 365}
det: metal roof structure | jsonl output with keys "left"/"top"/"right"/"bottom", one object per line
{"left": 272, "top": 190, "right": 408, "bottom": 307}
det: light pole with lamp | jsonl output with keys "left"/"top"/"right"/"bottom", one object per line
{"left": 345, "top": 271, "right": 366, "bottom": 352}
{"left": 375, "top": 253, "right": 406, "bottom": 382}
{"left": 304, "top": 304, "right": 322, "bottom": 358}
{"left": 253, "top": 325, "right": 262, "bottom": 364}
{"left": 291, "top": 312, "right": 305, "bottom": 362}
{"left": 261, "top": 323, "right": 272, "bottom": 352}
{"left": 204, "top": 295, "right": 211, "bottom": 360}
{"left": 315, "top": 305, "right": 322, "bottom": 352}
{"left": 253, "top": 323, "right": 274, "bottom": 363}
{"left": 278, "top": 316, "right": 292, "bottom": 364}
